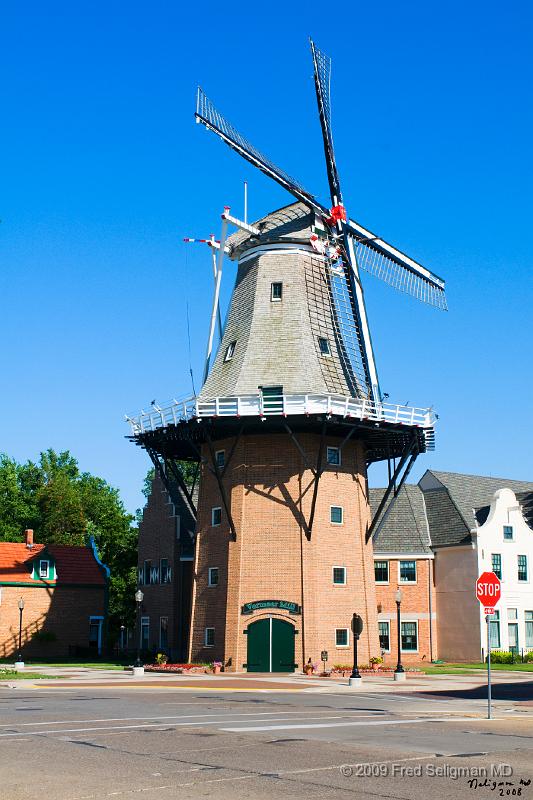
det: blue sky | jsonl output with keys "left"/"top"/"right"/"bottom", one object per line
{"left": 1, "top": 1, "right": 532, "bottom": 513}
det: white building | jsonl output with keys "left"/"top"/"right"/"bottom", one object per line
{"left": 418, "top": 471, "right": 533, "bottom": 662}
{"left": 474, "top": 488, "right": 533, "bottom": 656}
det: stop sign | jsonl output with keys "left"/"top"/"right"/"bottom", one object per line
{"left": 476, "top": 572, "right": 501, "bottom": 607}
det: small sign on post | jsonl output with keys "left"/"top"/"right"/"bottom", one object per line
{"left": 476, "top": 571, "right": 501, "bottom": 720}
{"left": 321, "top": 650, "right": 328, "bottom": 673}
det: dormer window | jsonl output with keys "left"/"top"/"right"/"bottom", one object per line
{"left": 39, "top": 560, "right": 49, "bottom": 579}
{"left": 224, "top": 341, "right": 236, "bottom": 362}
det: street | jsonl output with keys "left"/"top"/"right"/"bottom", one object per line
{"left": 1, "top": 671, "right": 532, "bottom": 799}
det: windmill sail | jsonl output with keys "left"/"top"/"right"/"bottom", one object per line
{"left": 310, "top": 39, "right": 342, "bottom": 204}
{"left": 196, "top": 88, "right": 326, "bottom": 215}
{"left": 347, "top": 220, "right": 447, "bottom": 311}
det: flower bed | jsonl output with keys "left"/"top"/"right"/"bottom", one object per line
{"left": 144, "top": 663, "right": 209, "bottom": 674}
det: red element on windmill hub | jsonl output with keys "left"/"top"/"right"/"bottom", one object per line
{"left": 326, "top": 205, "right": 347, "bottom": 225}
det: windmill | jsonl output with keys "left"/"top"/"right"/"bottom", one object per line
{"left": 194, "top": 39, "right": 447, "bottom": 407}
{"left": 126, "top": 40, "right": 447, "bottom": 672}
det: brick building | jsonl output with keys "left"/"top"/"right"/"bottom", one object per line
{"left": 0, "top": 529, "right": 109, "bottom": 659}
{"left": 136, "top": 475, "right": 195, "bottom": 661}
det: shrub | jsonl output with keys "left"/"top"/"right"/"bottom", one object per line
{"left": 155, "top": 653, "right": 168, "bottom": 665}
{"left": 488, "top": 651, "right": 514, "bottom": 664}
{"left": 526, "top": 651, "right": 533, "bottom": 662}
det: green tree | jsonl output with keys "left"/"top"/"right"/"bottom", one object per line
{"left": 0, "top": 448, "right": 139, "bottom": 644}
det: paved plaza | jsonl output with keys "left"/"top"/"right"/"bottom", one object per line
{"left": 0, "top": 668, "right": 532, "bottom": 799}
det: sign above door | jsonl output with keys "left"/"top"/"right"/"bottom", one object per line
{"left": 241, "top": 600, "right": 301, "bottom": 615}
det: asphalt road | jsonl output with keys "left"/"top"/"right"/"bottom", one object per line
{"left": 1, "top": 683, "right": 532, "bottom": 800}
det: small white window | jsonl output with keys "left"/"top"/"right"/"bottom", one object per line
{"left": 39, "top": 560, "right": 49, "bottom": 579}
{"left": 326, "top": 446, "right": 340, "bottom": 466}
{"left": 318, "top": 337, "right": 331, "bottom": 356}
{"left": 208, "top": 567, "right": 219, "bottom": 587}
{"left": 335, "top": 628, "right": 349, "bottom": 647}
{"left": 503, "top": 525, "right": 514, "bottom": 541}
{"left": 204, "top": 627, "right": 215, "bottom": 647}
{"left": 224, "top": 341, "right": 236, "bottom": 362}
{"left": 211, "top": 507, "right": 222, "bottom": 526}
{"left": 271, "top": 282, "right": 283, "bottom": 301}
{"left": 215, "top": 450, "right": 225, "bottom": 469}
{"left": 332, "top": 566, "right": 346, "bottom": 585}
{"left": 330, "top": 506, "right": 343, "bottom": 525}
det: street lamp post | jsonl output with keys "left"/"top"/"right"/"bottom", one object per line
{"left": 133, "top": 589, "right": 144, "bottom": 675}
{"left": 349, "top": 613, "right": 364, "bottom": 688}
{"left": 15, "top": 598, "right": 25, "bottom": 669}
{"left": 394, "top": 588, "right": 406, "bottom": 682}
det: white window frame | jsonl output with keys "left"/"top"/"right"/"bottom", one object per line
{"left": 332, "top": 566, "right": 346, "bottom": 585}
{"left": 335, "top": 628, "right": 350, "bottom": 648}
{"left": 224, "top": 341, "right": 236, "bottom": 362}
{"left": 215, "top": 450, "right": 225, "bottom": 469}
{"left": 400, "top": 620, "right": 419, "bottom": 653}
{"left": 270, "top": 282, "right": 283, "bottom": 302}
{"left": 398, "top": 560, "right": 417, "bottom": 584}
{"left": 378, "top": 620, "right": 391, "bottom": 653}
{"left": 330, "top": 505, "right": 344, "bottom": 525}
{"left": 39, "top": 560, "right": 49, "bottom": 579}
{"left": 374, "top": 559, "right": 390, "bottom": 584}
{"left": 491, "top": 553, "right": 502, "bottom": 581}
{"left": 503, "top": 525, "right": 514, "bottom": 541}
{"left": 208, "top": 567, "right": 219, "bottom": 587}
{"left": 318, "top": 336, "right": 331, "bottom": 356}
{"left": 326, "top": 446, "right": 341, "bottom": 466}
{"left": 204, "top": 627, "right": 215, "bottom": 647}
{"left": 211, "top": 507, "right": 222, "bottom": 527}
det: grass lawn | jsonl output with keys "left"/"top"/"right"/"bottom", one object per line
{"left": 0, "top": 659, "right": 127, "bottom": 670}
{"left": 0, "top": 670, "right": 59, "bottom": 680}
{"left": 420, "top": 662, "right": 533, "bottom": 674}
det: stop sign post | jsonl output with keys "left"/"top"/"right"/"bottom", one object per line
{"left": 476, "top": 571, "right": 501, "bottom": 720}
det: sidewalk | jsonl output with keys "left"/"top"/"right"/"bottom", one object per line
{"left": 1, "top": 665, "right": 531, "bottom": 702}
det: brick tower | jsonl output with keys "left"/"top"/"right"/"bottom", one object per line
{"left": 127, "top": 40, "right": 446, "bottom": 672}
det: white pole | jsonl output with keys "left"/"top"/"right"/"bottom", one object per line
{"left": 244, "top": 181, "right": 248, "bottom": 224}
{"left": 486, "top": 614, "right": 492, "bottom": 720}
{"left": 203, "top": 212, "right": 229, "bottom": 384}
{"left": 210, "top": 239, "right": 223, "bottom": 339}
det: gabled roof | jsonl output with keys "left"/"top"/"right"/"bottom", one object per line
{"left": 419, "top": 470, "right": 533, "bottom": 548}
{"left": 369, "top": 485, "right": 432, "bottom": 555}
{"left": 0, "top": 542, "right": 107, "bottom": 586}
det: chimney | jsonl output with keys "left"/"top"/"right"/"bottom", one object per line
{"left": 25, "top": 529, "right": 34, "bottom": 548}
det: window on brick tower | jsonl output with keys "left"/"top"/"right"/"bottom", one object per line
{"left": 332, "top": 566, "right": 346, "bottom": 585}
{"left": 212, "top": 507, "right": 222, "bottom": 527}
{"left": 204, "top": 627, "right": 215, "bottom": 647}
{"left": 330, "top": 506, "right": 343, "bottom": 524}
{"left": 141, "top": 617, "right": 150, "bottom": 650}
{"left": 160, "top": 559, "right": 169, "bottom": 584}
{"left": 335, "top": 628, "right": 349, "bottom": 647}
{"left": 208, "top": 567, "right": 219, "bottom": 587}
{"left": 215, "top": 450, "right": 225, "bottom": 469}
{"left": 326, "top": 446, "right": 340, "bottom": 466}
{"left": 159, "top": 617, "right": 168, "bottom": 651}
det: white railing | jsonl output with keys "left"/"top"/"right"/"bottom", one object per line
{"left": 125, "top": 393, "right": 435, "bottom": 436}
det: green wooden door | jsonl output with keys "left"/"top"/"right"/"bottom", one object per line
{"left": 246, "top": 618, "right": 270, "bottom": 672}
{"left": 271, "top": 618, "right": 295, "bottom": 672}
{"left": 246, "top": 618, "right": 295, "bottom": 673}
